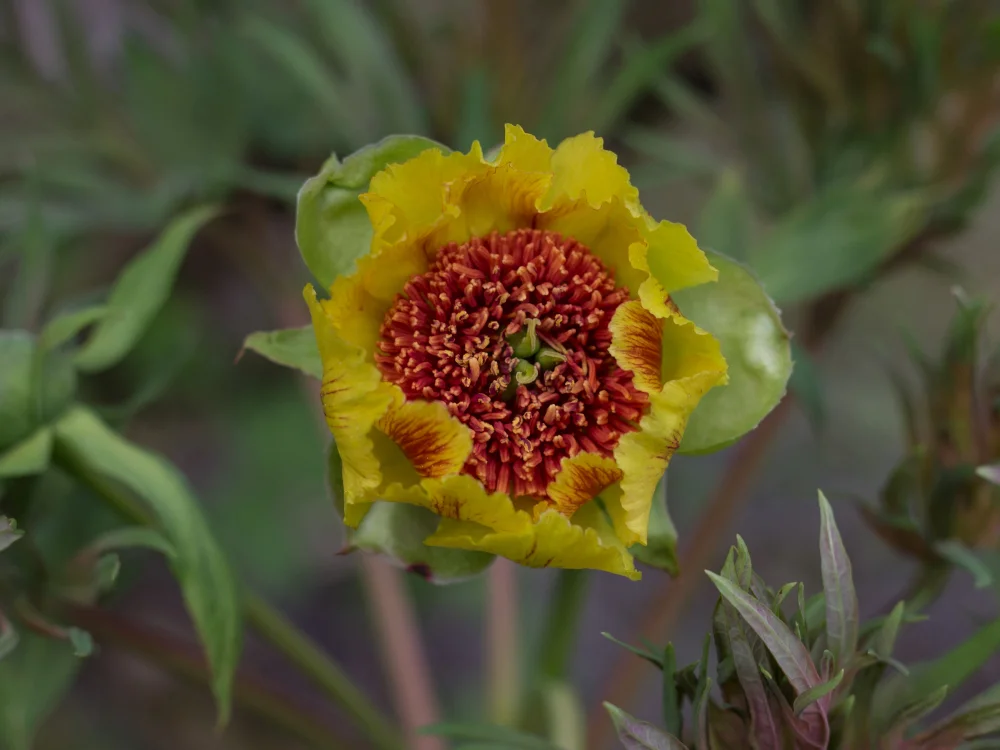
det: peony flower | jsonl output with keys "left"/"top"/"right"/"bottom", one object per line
{"left": 305, "top": 125, "right": 728, "bottom": 579}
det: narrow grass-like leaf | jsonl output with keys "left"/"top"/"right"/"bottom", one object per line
{"left": 39, "top": 305, "right": 106, "bottom": 351}
{"left": 75, "top": 206, "right": 219, "bottom": 373}
{"left": 875, "top": 601, "right": 906, "bottom": 659}
{"left": 604, "top": 703, "right": 688, "bottom": 749}
{"left": 914, "top": 695, "right": 1000, "bottom": 744}
{"left": 887, "top": 684, "right": 949, "bottom": 736}
{"left": 818, "top": 492, "right": 859, "bottom": 667}
{"left": 601, "top": 632, "right": 664, "bottom": 669}
{"left": 54, "top": 407, "right": 241, "bottom": 724}
{"left": 794, "top": 669, "right": 844, "bottom": 715}
{"left": 977, "top": 463, "right": 1000, "bottom": 486}
{"left": 240, "top": 327, "right": 322, "bottom": 379}
{"left": 935, "top": 540, "right": 993, "bottom": 588}
{"left": 421, "top": 722, "right": 559, "bottom": 749}
{"left": 697, "top": 170, "right": 752, "bottom": 261}
{"left": 662, "top": 643, "right": 681, "bottom": 736}
{"left": 707, "top": 571, "right": 822, "bottom": 694}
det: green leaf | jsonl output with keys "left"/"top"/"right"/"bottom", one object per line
{"left": 793, "top": 669, "right": 844, "bottom": 715}
{"left": 697, "top": 170, "right": 753, "bottom": 261}
{"left": 674, "top": 250, "right": 792, "bottom": 453}
{"left": 0, "top": 614, "right": 17, "bottom": 662}
{"left": 74, "top": 205, "right": 219, "bottom": 373}
{"left": 604, "top": 703, "right": 688, "bottom": 749}
{"left": 875, "top": 618, "right": 1000, "bottom": 724}
{"left": 351, "top": 502, "right": 494, "bottom": 584}
{"left": 707, "top": 571, "right": 822, "bottom": 695}
{"left": 53, "top": 407, "right": 241, "bottom": 723}
{"left": 0, "top": 633, "right": 80, "bottom": 750}
{"left": 600, "top": 632, "right": 664, "bottom": 669}
{"left": 0, "top": 428, "right": 52, "bottom": 478}
{"left": 748, "top": 184, "right": 929, "bottom": 305}
{"left": 875, "top": 601, "right": 907, "bottom": 660}
{"left": 0, "top": 518, "right": 21, "bottom": 554}
{"left": 85, "top": 526, "right": 176, "bottom": 559}
{"left": 543, "top": 681, "right": 585, "bottom": 750}
{"left": 39, "top": 305, "right": 107, "bottom": 352}
{"left": 67, "top": 628, "right": 93, "bottom": 658}
{"left": 887, "top": 684, "right": 950, "bottom": 736}
{"left": 629, "top": 476, "right": 678, "bottom": 574}
{"left": 240, "top": 327, "right": 322, "bottom": 379}
{"left": 296, "top": 136, "right": 448, "bottom": 289}
{"left": 914, "top": 691, "right": 1000, "bottom": 745}
{"left": 0, "top": 332, "right": 75, "bottom": 452}
{"left": 662, "top": 644, "right": 682, "bottom": 736}
{"left": 818, "top": 492, "right": 859, "bottom": 667}
{"left": 935, "top": 540, "right": 993, "bottom": 589}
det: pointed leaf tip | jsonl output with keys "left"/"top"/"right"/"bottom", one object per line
{"left": 818, "top": 491, "right": 858, "bottom": 668}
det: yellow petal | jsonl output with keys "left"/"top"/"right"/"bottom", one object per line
{"left": 377, "top": 398, "right": 473, "bottom": 479}
{"left": 426, "top": 502, "right": 639, "bottom": 580}
{"left": 383, "top": 474, "right": 529, "bottom": 533}
{"left": 306, "top": 285, "right": 396, "bottom": 527}
{"left": 546, "top": 452, "right": 623, "bottom": 517}
{"left": 494, "top": 124, "right": 554, "bottom": 172}
{"left": 542, "top": 132, "right": 638, "bottom": 210}
{"left": 613, "top": 311, "right": 727, "bottom": 544}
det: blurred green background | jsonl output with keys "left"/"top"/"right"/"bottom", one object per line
{"left": 3, "top": 0, "right": 1000, "bottom": 748}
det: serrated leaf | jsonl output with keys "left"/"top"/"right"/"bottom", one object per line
{"left": 935, "top": 540, "right": 993, "bottom": 589}
{"left": 707, "top": 571, "right": 822, "bottom": 695}
{"left": 296, "top": 136, "right": 447, "bottom": 289}
{"left": 240, "top": 327, "right": 322, "bottom": 379}
{"left": 818, "top": 492, "right": 859, "bottom": 667}
{"left": 53, "top": 407, "right": 241, "bottom": 724}
{"left": 604, "top": 703, "right": 688, "bottom": 749}
{"left": 0, "top": 428, "right": 52, "bottom": 478}
{"left": 793, "top": 669, "right": 844, "bottom": 715}
{"left": 352, "top": 502, "right": 494, "bottom": 584}
{"left": 630, "top": 476, "right": 678, "bottom": 574}
{"left": 675, "top": 250, "right": 792, "bottom": 454}
{"left": 75, "top": 206, "right": 219, "bottom": 372}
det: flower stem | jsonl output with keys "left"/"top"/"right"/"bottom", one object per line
{"left": 243, "top": 591, "right": 404, "bottom": 750}
{"left": 487, "top": 559, "right": 520, "bottom": 725}
{"left": 536, "top": 569, "right": 589, "bottom": 683}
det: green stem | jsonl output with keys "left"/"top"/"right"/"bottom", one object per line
{"left": 243, "top": 592, "right": 403, "bottom": 750}
{"left": 536, "top": 570, "right": 590, "bottom": 683}
{"left": 56, "top": 448, "right": 403, "bottom": 750}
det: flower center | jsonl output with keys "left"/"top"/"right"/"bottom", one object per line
{"left": 375, "top": 229, "right": 648, "bottom": 499}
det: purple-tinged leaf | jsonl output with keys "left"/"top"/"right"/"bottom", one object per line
{"left": 604, "top": 703, "right": 688, "bottom": 749}
{"left": 734, "top": 535, "right": 753, "bottom": 589}
{"left": 694, "top": 677, "right": 712, "bottom": 750}
{"left": 818, "top": 492, "right": 859, "bottom": 669}
{"left": 978, "top": 463, "right": 1000, "bottom": 485}
{"left": 764, "top": 673, "right": 829, "bottom": 748}
{"left": 706, "top": 571, "right": 822, "bottom": 695}
{"left": 729, "top": 627, "right": 780, "bottom": 748}
{"left": 793, "top": 669, "right": 844, "bottom": 715}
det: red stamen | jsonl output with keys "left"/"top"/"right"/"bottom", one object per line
{"left": 376, "top": 229, "right": 649, "bottom": 502}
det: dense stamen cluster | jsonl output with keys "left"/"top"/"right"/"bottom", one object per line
{"left": 375, "top": 229, "right": 648, "bottom": 500}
